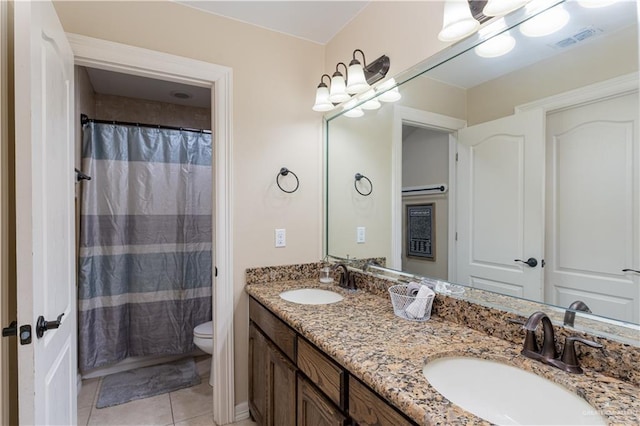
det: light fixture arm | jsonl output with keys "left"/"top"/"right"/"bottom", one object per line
{"left": 351, "top": 49, "right": 367, "bottom": 67}
{"left": 334, "top": 62, "right": 348, "bottom": 78}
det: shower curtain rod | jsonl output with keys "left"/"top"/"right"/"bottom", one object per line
{"left": 80, "top": 114, "right": 211, "bottom": 134}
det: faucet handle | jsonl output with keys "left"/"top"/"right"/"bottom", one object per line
{"left": 507, "top": 317, "right": 525, "bottom": 325}
{"left": 559, "top": 336, "right": 604, "bottom": 374}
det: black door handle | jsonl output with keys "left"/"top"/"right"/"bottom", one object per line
{"left": 622, "top": 268, "right": 640, "bottom": 274}
{"left": 515, "top": 257, "right": 538, "bottom": 268}
{"left": 36, "top": 313, "right": 64, "bottom": 338}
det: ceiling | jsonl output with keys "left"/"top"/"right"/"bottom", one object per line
{"left": 85, "top": 67, "right": 212, "bottom": 109}
{"left": 175, "top": 1, "right": 370, "bottom": 44}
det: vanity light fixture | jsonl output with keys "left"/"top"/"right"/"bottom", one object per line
{"left": 312, "top": 50, "right": 391, "bottom": 112}
{"left": 520, "top": 5, "right": 570, "bottom": 37}
{"left": 312, "top": 74, "right": 333, "bottom": 112}
{"left": 483, "top": 0, "right": 532, "bottom": 17}
{"left": 328, "top": 63, "right": 350, "bottom": 104}
{"left": 475, "top": 31, "right": 516, "bottom": 58}
{"left": 438, "top": 0, "right": 480, "bottom": 42}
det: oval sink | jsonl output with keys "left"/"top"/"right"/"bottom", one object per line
{"left": 279, "top": 288, "right": 344, "bottom": 305}
{"left": 423, "top": 357, "right": 606, "bottom": 425}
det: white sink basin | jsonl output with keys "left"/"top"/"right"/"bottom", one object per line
{"left": 423, "top": 357, "right": 606, "bottom": 425}
{"left": 279, "top": 288, "right": 344, "bottom": 305}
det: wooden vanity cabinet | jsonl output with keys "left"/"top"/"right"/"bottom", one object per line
{"left": 298, "top": 376, "right": 348, "bottom": 426}
{"left": 249, "top": 297, "right": 417, "bottom": 426}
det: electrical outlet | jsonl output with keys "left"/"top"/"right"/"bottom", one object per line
{"left": 357, "top": 226, "right": 365, "bottom": 244}
{"left": 275, "top": 228, "right": 286, "bottom": 248}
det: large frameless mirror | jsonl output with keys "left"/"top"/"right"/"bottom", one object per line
{"left": 325, "top": 0, "right": 639, "bottom": 343}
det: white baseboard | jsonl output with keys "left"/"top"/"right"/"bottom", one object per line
{"left": 234, "top": 401, "right": 250, "bottom": 422}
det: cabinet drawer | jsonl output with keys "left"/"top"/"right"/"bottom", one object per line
{"left": 348, "top": 376, "right": 416, "bottom": 426}
{"left": 297, "top": 338, "right": 345, "bottom": 409}
{"left": 249, "top": 297, "right": 296, "bottom": 360}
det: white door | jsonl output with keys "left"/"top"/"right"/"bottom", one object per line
{"left": 545, "top": 92, "right": 640, "bottom": 323}
{"left": 456, "top": 109, "right": 545, "bottom": 299}
{"left": 14, "top": 1, "right": 76, "bottom": 424}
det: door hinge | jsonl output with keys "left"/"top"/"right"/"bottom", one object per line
{"left": 455, "top": 232, "right": 458, "bottom": 241}
{"left": 215, "top": 267, "right": 218, "bottom": 277}
{"left": 456, "top": 153, "right": 459, "bottom": 162}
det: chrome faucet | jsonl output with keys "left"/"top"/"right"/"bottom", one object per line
{"left": 512, "top": 311, "right": 603, "bottom": 374}
{"left": 332, "top": 263, "right": 356, "bottom": 291}
{"left": 563, "top": 300, "right": 592, "bottom": 327}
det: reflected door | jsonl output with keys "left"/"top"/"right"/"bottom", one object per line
{"left": 456, "top": 109, "right": 545, "bottom": 300}
{"left": 545, "top": 92, "right": 640, "bottom": 323}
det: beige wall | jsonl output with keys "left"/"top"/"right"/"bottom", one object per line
{"left": 467, "top": 25, "right": 638, "bottom": 125}
{"left": 53, "top": 0, "right": 324, "bottom": 406}
{"left": 325, "top": 1, "right": 449, "bottom": 80}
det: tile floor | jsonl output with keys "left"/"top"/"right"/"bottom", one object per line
{"left": 78, "top": 357, "right": 256, "bottom": 426}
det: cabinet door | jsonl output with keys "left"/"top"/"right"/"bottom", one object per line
{"left": 249, "top": 323, "right": 268, "bottom": 425}
{"left": 349, "top": 376, "right": 415, "bottom": 426}
{"left": 267, "top": 340, "right": 297, "bottom": 426}
{"left": 298, "top": 376, "right": 347, "bottom": 426}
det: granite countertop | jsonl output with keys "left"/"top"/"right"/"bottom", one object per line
{"left": 246, "top": 279, "right": 640, "bottom": 426}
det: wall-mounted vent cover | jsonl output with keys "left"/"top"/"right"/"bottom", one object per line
{"left": 551, "top": 27, "right": 603, "bottom": 49}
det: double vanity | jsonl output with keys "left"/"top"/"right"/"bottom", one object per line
{"left": 246, "top": 263, "right": 639, "bottom": 425}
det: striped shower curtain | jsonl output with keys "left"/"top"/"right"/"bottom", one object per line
{"left": 78, "top": 122, "right": 213, "bottom": 373}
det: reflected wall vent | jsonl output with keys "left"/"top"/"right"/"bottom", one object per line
{"left": 552, "top": 27, "right": 603, "bottom": 49}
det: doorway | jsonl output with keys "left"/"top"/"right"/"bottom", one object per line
{"left": 67, "top": 34, "right": 236, "bottom": 423}
{"left": 400, "top": 125, "right": 450, "bottom": 280}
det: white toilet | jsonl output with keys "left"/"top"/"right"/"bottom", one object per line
{"left": 193, "top": 321, "right": 213, "bottom": 386}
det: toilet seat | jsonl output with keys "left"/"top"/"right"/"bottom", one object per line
{"left": 194, "top": 321, "right": 213, "bottom": 339}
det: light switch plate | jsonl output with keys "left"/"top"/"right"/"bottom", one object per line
{"left": 357, "top": 226, "right": 365, "bottom": 244}
{"left": 275, "top": 228, "right": 286, "bottom": 247}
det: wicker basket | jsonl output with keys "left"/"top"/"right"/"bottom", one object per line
{"left": 388, "top": 284, "right": 434, "bottom": 322}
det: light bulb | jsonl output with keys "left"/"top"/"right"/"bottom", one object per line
{"left": 312, "top": 84, "right": 333, "bottom": 112}
{"left": 520, "top": 5, "right": 570, "bottom": 37}
{"left": 376, "top": 78, "right": 402, "bottom": 103}
{"left": 483, "top": 0, "right": 532, "bottom": 17}
{"left": 328, "top": 73, "right": 350, "bottom": 103}
{"left": 346, "top": 60, "right": 370, "bottom": 94}
{"left": 360, "top": 90, "right": 381, "bottom": 110}
{"left": 475, "top": 32, "right": 516, "bottom": 58}
{"left": 438, "top": 0, "right": 480, "bottom": 42}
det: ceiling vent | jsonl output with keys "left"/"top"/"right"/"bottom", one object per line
{"left": 551, "top": 26, "right": 603, "bottom": 49}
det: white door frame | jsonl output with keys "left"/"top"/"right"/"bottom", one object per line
{"left": 391, "top": 105, "right": 466, "bottom": 275}
{"left": 66, "top": 34, "right": 236, "bottom": 424}
{"left": 515, "top": 72, "right": 638, "bottom": 114}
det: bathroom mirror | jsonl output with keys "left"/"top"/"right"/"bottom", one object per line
{"left": 326, "top": 0, "right": 640, "bottom": 336}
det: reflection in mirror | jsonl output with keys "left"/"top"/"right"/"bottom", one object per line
{"left": 326, "top": 0, "right": 639, "bottom": 334}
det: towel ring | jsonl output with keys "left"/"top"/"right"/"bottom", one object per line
{"left": 354, "top": 173, "right": 373, "bottom": 196}
{"left": 276, "top": 167, "right": 299, "bottom": 193}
